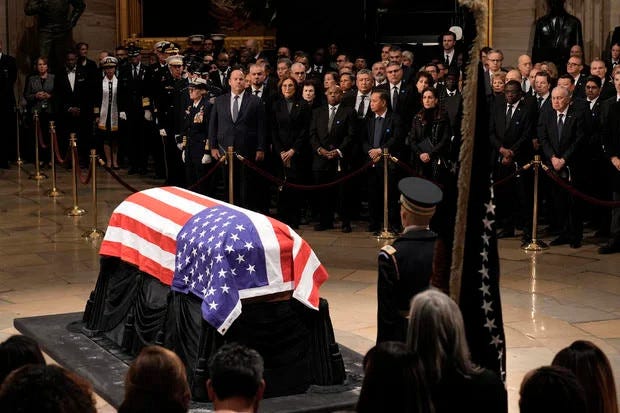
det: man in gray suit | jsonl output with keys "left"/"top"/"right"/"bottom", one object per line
{"left": 209, "top": 69, "right": 265, "bottom": 210}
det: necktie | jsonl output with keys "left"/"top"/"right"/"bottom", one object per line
{"left": 133, "top": 65, "right": 138, "bottom": 79}
{"left": 522, "top": 78, "right": 527, "bottom": 92}
{"left": 254, "top": 89, "right": 260, "bottom": 96}
{"left": 445, "top": 54, "right": 450, "bottom": 66}
{"left": 392, "top": 86, "right": 398, "bottom": 111}
{"left": 373, "top": 117, "right": 384, "bottom": 148}
{"left": 328, "top": 106, "right": 336, "bottom": 132}
{"left": 537, "top": 96, "right": 543, "bottom": 108}
{"left": 357, "top": 95, "right": 366, "bottom": 117}
{"left": 557, "top": 113, "right": 564, "bottom": 140}
{"left": 107, "top": 81, "right": 113, "bottom": 129}
{"left": 506, "top": 104, "right": 513, "bottom": 126}
{"left": 232, "top": 95, "right": 239, "bottom": 122}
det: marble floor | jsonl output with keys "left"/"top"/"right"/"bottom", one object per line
{"left": 1, "top": 162, "right": 620, "bottom": 413}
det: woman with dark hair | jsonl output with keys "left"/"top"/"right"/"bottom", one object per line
{"left": 356, "top": 341, "right": 433, "bottom": 413}
{"left": 323, "top": 71, "right": 339, "bottom": 92}
{"left": 519, "top": 365, "right": 587, "bottom": 413}
{"left": 407, "top": 289, "right": 507, "bottom": 413}
{"left": 0, "top": 334, "right": 45, "bottom": 384}
{"left": 271, "top": 75, "right": 311, "bottom": 228}
{"left": 301, "top": 79, "right": 321, "bottom": 109}
{"left": 24, "top": 56, "right": 55, "bottom": 164}
{"left": 0, "top": 364, "right": 96, "bottom": 413}
{"left": 118, "top": 345, "right": 190, "bottom": 413}
{"left": 552, "top": 340, "right": 618, "bottom": 413}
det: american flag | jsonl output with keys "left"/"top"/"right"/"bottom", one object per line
{"left": 100, "top": 186, "right": 328, "bottom": 334}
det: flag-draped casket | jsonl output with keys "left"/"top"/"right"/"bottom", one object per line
{"left": 83, "top": 186, "right": 344, "bottom": 399}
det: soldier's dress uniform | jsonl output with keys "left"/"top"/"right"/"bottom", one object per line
{"left": 376, "top": 177, "right": 443, "bottom": 343}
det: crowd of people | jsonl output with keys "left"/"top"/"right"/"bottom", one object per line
{"left": 0, "top": 289, "right": 618, "bottom": 413}
{"left": 2, "top": 29, "right": 620, "bottom": 253}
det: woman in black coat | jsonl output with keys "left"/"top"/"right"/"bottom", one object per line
{"left": 270, "top": 76, "right": 311, "bottom": 228}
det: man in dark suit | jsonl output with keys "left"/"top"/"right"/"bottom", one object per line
{"left": 209, "top": 69, "right": 266, "bottom": 210}
{"left": 377, "top": 62, "right": 417, "bottom": 129}
{"left": 376, "top": 177, "right": 442, "bottom": 343}
{"left": 362, "top": 89, "right": 404, "bottom": 233}
{"left": 54, "top": 49, "right": 93, "bottom": 164}
{"left": 605, "top": 42, "right": 620, "bottom": 75}
{"left": 566, "top": 56, "right": 587, "bottom": 99}
{"left": 599, "top": 71, "right": 620, "bottom": 254}
{"left": 0, "top": 39, "right": 17, "bottom": 168}
{"left": 437, "top": 31, "right": 463, "bottom": 74}
{"left": 591, "top": 59, "right": 616, "bottom": 101}
{"left": 119, "top": 46, "right": 153, "bottom": 175}
{"left": 538, "top": 86, "right": 585, "bottom": 248}
{"left": 208, "top": 52, "right": 231, "bottom": 94}
{"left": 309, "top": 85, "right": 356, "bottom": 232}
{"left": 489, "top": 81, "right": 536, "bottom": 243}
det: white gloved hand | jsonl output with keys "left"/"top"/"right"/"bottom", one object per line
{"left": 182, "top": 151, "right": 186, "bottom": 163}
{"left": 144, "top": 110, "right": 153, "bottom": 121}
{"left": 159, "top": 129, "right": 167, "bottom": 137}
{"left": 201, "top": 153, "right": 211, "bottom": 164}
{"left": 177, "top": 143, "right": 184, "bottom": 151}
{"left": 119, "top": 112, "right": 127, "bottom": 120}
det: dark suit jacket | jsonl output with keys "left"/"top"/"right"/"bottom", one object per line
{"left": 183, "top": 97, "right": 212, "bottom": 163}
{"left": 537, "top": 105, "right": 584, "bottom": 168}
{"left": 208, "top": 67, "right": 231, "bottom": 93}
{"left": 118, "top": 63, "right": 154, "bottom": 114}
{"left": 361, "top": 111, "right": 404, "bottom": 157}
{"left": 572, "top": 74, "right": 587, "bottom": 99}
{"left": 376, "top": 82, "right": 418, "bottom": 128}
{"left": 24, "top": 73, "right": 55, "bottom": 113}
{"left": 601, "top": 98, "right": 620, "bottom": 190}
{"left": 208, "top": 91, "right": 266, "bottom": 157}
{"left": 489, "top": 97, "right": 536, "bottom": 164}
{"left": 0, "top": 53, "right": 17, "bottom": 110}
{"left": 270, "top": 97, "right": 311, "bottom": 157}
{"left": 309, "top": 104, "right": 356, "bottom": 171}
{"left": 600, "top": 79, "right": 616, "bottom": 101}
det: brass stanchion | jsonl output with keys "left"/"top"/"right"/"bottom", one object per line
{"left": 16, "top": 106, "right": 23, "bottom": 165}
{"left": 29, "top": 111, "right": 47, "bottom": 180}
{"left": 522, "top": 155, "right": 548, "bottom": 251}
{"left": 65, "top": 133, "right": 87, "bottom": 216}
{"left": 82, "top": 150, "right": 104, "bottom": 240}
{"left": 227, "top": 146, "right": 234, "bottom": 205}
{"left": 377, "top": 148, "right": 396, "bottom": 240}
{"left": 46, "top": 121, "right": 63, "bottom": 197}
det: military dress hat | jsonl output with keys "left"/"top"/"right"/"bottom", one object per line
{"left": 166, "top": 54, "right": 184, "bottom": 66}
{"left": 162, "top": 42, "right": 180, "bottom": 55}
{"left": 398, "top": 177, "right": 443, "bottom": 216}
{"left": 100, "top": 56, "right": 118, "bottom": 68}
{"left": 154, "top": 41, "right": 171, "bottom": 53}
{"left": 188, "top": 34, "right": 205, "bottom": 44}
{"left": 127, "top": 46, "right": 142, "bottom": 57}
{"left": 189, "top": 77, "right": 208, "bottom": 90}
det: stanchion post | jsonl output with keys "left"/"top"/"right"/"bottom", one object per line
{"left": 522, "top": 155, "right": 548, "bottom": 251}
{"left": 46, "top": 121, "right": 63, "bottom": 197}
{"left": 16, "top": 106, "right": 23, "bottom": 165}
{"left": 65, "top": 133, "right": 86, "bottom": 216}
{"left": 82, "top": 149, "right": 104, "bottom": 240}
{"left": 377, "top": 148, "right": 396, "bottom": 240}
{"left": 29, "top": 111, "right": 47, "bottom": 180}
{"left": 227, "top": 146, "right": 234, "bottom": 205}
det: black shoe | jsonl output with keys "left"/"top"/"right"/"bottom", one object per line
{"left": 341, "top": 224, "right": 352, "bottom": 233}
{"left": 549, "top": 236, "right": 570, "bottom": 246}
{"left": 570, "top": 241, "right": 582, "bottom": 249}
{"left": 598, "top": 243, "right": 620, "bottom": 254}
{"left": 314, "top": 224, "right": 334, "bottom": 231}
{"left": 497, "top": 228, "right": 516, "bottom": 238}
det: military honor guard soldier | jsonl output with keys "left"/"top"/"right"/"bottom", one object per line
{"left": 376, "top": 177, "right": 443, "bottom": 343}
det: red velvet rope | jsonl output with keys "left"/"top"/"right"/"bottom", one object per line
{"left": 51, "top": 129, "right": 71, "bottom": 164}
{"left": 98, "top": 159, "right": 140, "bottom": 193}
{"left": 236, "top": 154, "right": 375, "bottom": 190}
{"left": 491, "top": 163, "right": 530, "bottom": 188}
{"left": 34, "top": 114, "right": 47, "bottom": 149}
{"left": 72, "top": 146, "right": 93, "bottom": 185}
{"left": 542, "top": 166, "right": 620, "bottom": 208}
{"left": 187, "top": 156, "right": 227, "bottom": 191}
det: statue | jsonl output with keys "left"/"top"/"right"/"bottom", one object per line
{"left": 532, "top": 0, "right": 582, "bottom": 69}
{"left": 25, "top": 0, "right": 85, "bottom": 71}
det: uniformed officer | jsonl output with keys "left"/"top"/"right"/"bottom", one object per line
{"left": 376, "top": 176, "right": 443, "bottom": 343}
{"left": 183, "top": 34, "right": 205, "bottom": 61}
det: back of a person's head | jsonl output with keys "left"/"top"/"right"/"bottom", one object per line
{"left": 0, "top": 335, "right": 46, "bottom": 384}
{"left": 552, "top": 340, "right": 619, "bottom": 413}
{"left": 356, "top": 341, "right": 433, "bottom": 413}
{"left": 207, "top": 343, "right": 264, "bottom": 401}
{"left": 519, "top": 365, "right": 587, "bottom": 413}
{"left": 0, "top": 364, "right": 96, "bottom": 413}
{"left": 119, "top": 345, "right": 190, "bottom": 413}
{"left": 406, "top": 289, "right": 473, "bottom": 383}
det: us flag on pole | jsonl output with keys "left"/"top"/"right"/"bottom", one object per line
{"left": 100, "top": 186, "right": 328, "bottom": 334}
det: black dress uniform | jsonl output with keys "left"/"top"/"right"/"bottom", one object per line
{"left": 376, "top": 177, "right": 443, "bottom": 343}
{"left": 183, "top": 80, "right": 212, "bottom": 195}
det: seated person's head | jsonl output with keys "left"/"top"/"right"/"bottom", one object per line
{"left": 0, "top": 364, "right": 96, "bottom": 413}
{"left": 119, "top": 345, "right": 190, "bottom": 413}
{"left": 207, "top": 343, "right": 265, "bottom": 413}
{"left": 0, "top": 334, "right": 46, "bottom": 384}
{"left": 552, "top": 340, "right": 618, "bottom": 413}
{"left": 356, "top": 341, "right": 432, "bottom": 413}
{"left": 406, "top": 289, "right": 473, "bottom": 384}
{"left": 519, "top": 365, "right": 587, "bottom": 413}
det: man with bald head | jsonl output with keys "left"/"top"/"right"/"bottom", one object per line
{"left": 537, "top": 86, "right": 585, "bottom": 248}
{"left": 517, "top": 55, "right": 533, "bottom": 94}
